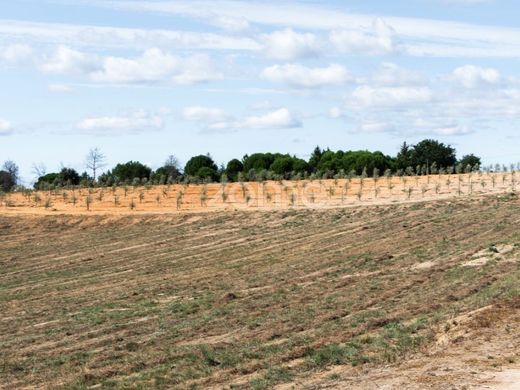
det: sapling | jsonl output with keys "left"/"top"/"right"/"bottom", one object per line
{"left": 200, "top": 187, "right": 208, "bottom": 206}
{"left": 404, "top": 187, "right": 413, "bottom": 200}
{"left": 114, "top": 195, "right": 120, "bottom": 206}
{"left": 129, "top": 199, "right": 136, "bottom": 210}
{"left": 289, "top": 192, "right": 296, "bottom": 206}
{"left": 421, "top": 185, "right": 428, "bottom": 198}
{"left": 33, "top": 193, "right": 41, "bottom": 206}
{"left": 155, "top": 194, "right": 161, "bottom": 204}
{"left": 85, "top": 195, "right": 92, "bottom": 211}
{"left": 71, "top": 194, "right": 77, "bottom": 206}
{"left": 266, "top": 192, "right": 273, "bottom": 202}
{"left": 374, "top": 186, "right": 380, "bottom": 198}
{"left": 245, "top": 194, "right": 251, "bottom": 205}
{"left": 139, "top": 191, "right": 145, "bottom": 203}
{"left": 97, "top": 190, "right": 104, "bottom": 202}
{"left": 435, "top": 183, "right": 441, "bottom": 194}
{"left": 44, "top": 197, "right": 53, "bottom": 209}
{"left": 240, "top": 182, "right": 248, "bottom": 198}
{"left": 176, "top": 191, "right": 183, "bottom": 210}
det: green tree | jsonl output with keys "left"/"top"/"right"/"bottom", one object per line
{"left": 184, "top": 154, "right": 218, "bottom": 178}
{"left": 410, "top": 139, "right": 456, "bottom": 170}
{"left": 0, "top": 170, "right": 16, "bottom": 192}
{"left": 225, "top": 159, "right": 244, "bottom": 181}
{"left": 111, "top": 161, "right": 152, "bottom": 182}
{"left": 243, "top": 153, "right": 280, "bottom": 172}
{"left": 458, "top": 154, "right": 481, "bottom": 170}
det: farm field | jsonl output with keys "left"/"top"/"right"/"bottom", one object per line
{"left": 1, "top": 192, "right": 520, "bottom": 389}
{"left": 1, "top": 172, "right": 519, "bottom": 215}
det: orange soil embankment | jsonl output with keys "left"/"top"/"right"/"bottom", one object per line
{"left": 1, "top": 172, "right": 516, "bottom": 215}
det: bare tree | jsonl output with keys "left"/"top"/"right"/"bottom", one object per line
{"left": 160, "top": 155, "right": 181, "bottom": 181}
{"left": 2, "top": 160, "right": 19, "bottom": 184}
{"left": 31, "top": 162, "right": 47, "bottom": 178}
{"left": 85, "top": 147, "right": 106, "bottom": 182}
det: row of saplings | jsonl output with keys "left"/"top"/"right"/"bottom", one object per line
{"left": 9, "top": 167, "right": 519, "bottom": 211}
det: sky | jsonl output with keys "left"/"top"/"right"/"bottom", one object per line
{"left": 1, "top": 0, "right": 520, "bottom": 184}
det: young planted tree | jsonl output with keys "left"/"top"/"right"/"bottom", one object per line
{"left": 176, "top": 191, "right": 184, "bottom": 210}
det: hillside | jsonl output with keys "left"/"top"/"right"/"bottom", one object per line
{"left": 1, "top": 194, "right": 520, "bottom": 389}
{"left": 2, "top": 172, "right": 519, "bottom": 214}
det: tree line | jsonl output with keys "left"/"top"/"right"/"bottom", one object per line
{"left": 0, "top": 139, "right": 487, "bottom": 192}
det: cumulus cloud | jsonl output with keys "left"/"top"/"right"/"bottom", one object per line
{"left": 0, "top": 119, "right": 12, "bottom": 135}
{"left": 262, "top": 63, "right": 351, "bottom": 88}
{"left": 262, "top": 28, "right": 321, "bottom": 60}
{"left": 211, "top": 15, "right": 250, "bottom": 33}
{"left": 91, "top": 48, "right": 222, "bottom": 84}
{"left": 183, "top": 106, "right": 230, "bottom": 122}
{"left": 350, "top": 86, "right": 433, "bottom": 109}
{"left": 41, "top": 45, "right": 99, "bottom": 74}
{"left": 236, "top": 108, "right": 302, "bottom": 129}
{"left": 1, "top": 44, "right": 33, "bottom": 64}
{"left": 452, "top": 65, "right": 501, "bottom": 88}
{"left": 330, "top": 19, "right": 398, "bottom": 56}
{"left": 357, "top": 121, "right": 396, "bottom": 133}
{"left": 184, "top": 107, "right": 302, "bottom": 130}
{"left": 77, "top": 110, "right": 164, "bottom": 134}
{"left": 372, "top": 62, "right": 428, "bottom": 86}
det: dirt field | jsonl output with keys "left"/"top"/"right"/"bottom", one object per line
{"left": 1, "top": 172, "right": 518, "bottom": 215}
{"left": 1, "top": 191, "right": 519, "bottom": 389}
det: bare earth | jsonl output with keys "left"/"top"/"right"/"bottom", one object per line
{"left": 1, "top": 179, "right": 519, "bottom": 389}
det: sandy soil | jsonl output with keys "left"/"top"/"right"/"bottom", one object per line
{"left": 1, "top": 172, "right": 517, "bottom": 215}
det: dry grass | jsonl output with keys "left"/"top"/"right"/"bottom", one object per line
{"left": 0, "top": 193, "right": 519, "bottom": 389}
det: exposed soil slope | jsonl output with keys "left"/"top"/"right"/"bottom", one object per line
{"left": 0, "top": 194, "right": 519, "bottom": 389}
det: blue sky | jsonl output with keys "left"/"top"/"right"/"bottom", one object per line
{"left": 1, "top": 0, "right": 520, "bottom": 184}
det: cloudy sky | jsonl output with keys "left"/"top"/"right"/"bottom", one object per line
{"left": 1, "top": 0, "right": 520, "bottom": 183}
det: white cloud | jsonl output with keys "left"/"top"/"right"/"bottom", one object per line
{"left": 452, "top": 65, "right": 501, "bottom": 88}
{"left": 412, "top": 118, "right": 474, "bottom": 136}
{"left": 90, "top": 48, "right": 222, "bottom": 84}
{"left": 262, "top": 63, "right": 351, "bottom": 88}
{"left": 329, "top": 107, "right": 345, "bottom": 119}
{"left": 41, "top": 45, "right": 99, "bottom": 74}
{"left": 211, "top": 15, "right": 250, "bottom": 33}
{"left": 1, "top": 44, "right": 33, "bottom": 64}
{"left": 358, "top": 121, "right": 396, "bottom": 133}
{"left": 48, "top": 84, "right": 73, "bottom": 93}
{"left": 183, "top": 106, "right": 230, "bottom": 122}
{"left": 0, "top": 19, "right": 260, "bottom": 51}
{"left": 0, "top": 119, "right": 12, "bottom": 135}
{"left": 330, "top": 19, "right": 399, "bottom": 55}
{"left": 262, "top": 28, "right": 320, "bottom": 60}
{"left": 350, "top": 86, "right": 433, "bottom": 109}
{"left": 103, "top": 1, "right": 520, "bottom": 58}
{"left": 433, "top": 124, "right": 473, "bottom": 135}
{"left": 372, "top": 62, "right": 428, "bottom": 86}
{"left": 77, "top": 110, "right": 164, "bottom": 134}
{"left": 187, "top": 107, "right": 302, "bottom": 130}
{"left": 237, "top": 108, "right": 302, "bottom": 129}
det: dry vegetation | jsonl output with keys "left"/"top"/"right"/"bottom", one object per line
{"left": 1, "top": 191, "right": 520, "bottom": 389}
